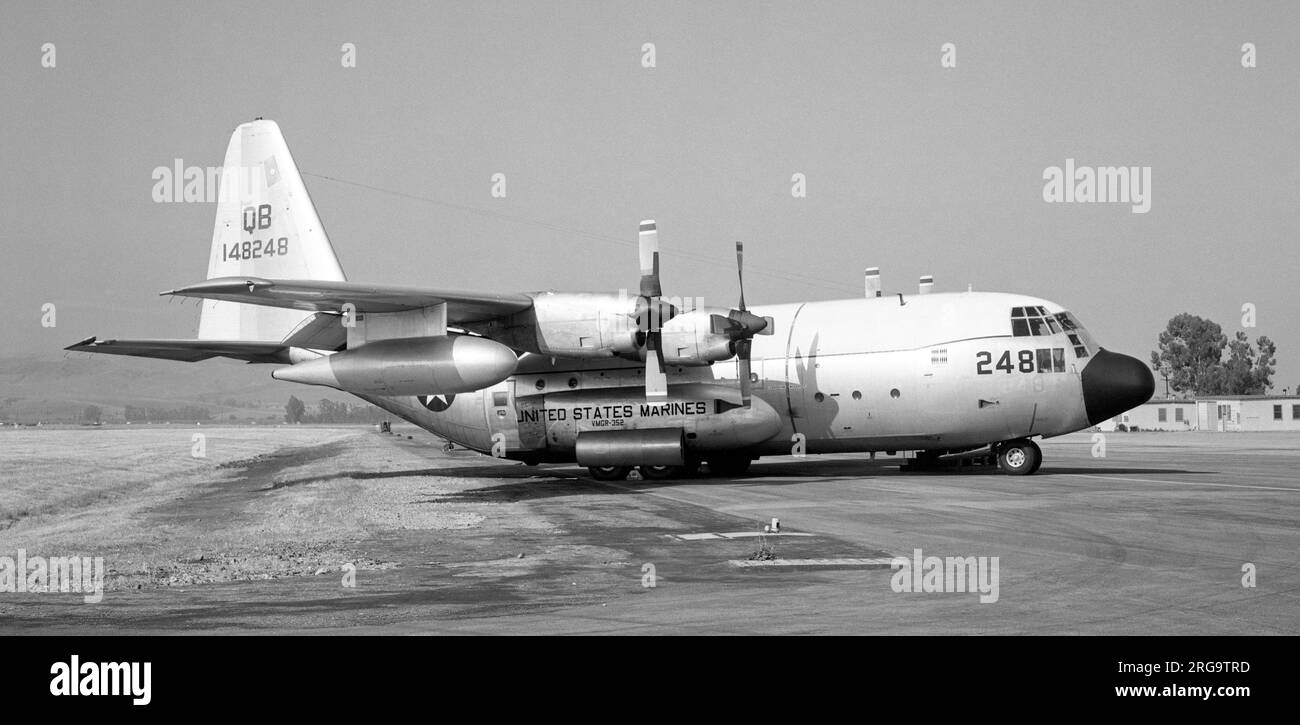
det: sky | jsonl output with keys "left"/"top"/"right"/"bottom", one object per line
{"left": 3, "top": 1, "right": 1298, "bottom": 388}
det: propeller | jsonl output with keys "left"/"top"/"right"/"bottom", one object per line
{"left": 632, "top": 224, "right": 766, "bottom": 406}
{"left": 709, "top": 242, "right": 768, "bottom": 407}
{"left": 635, "top": 220, "right": 675, "bottom": 400}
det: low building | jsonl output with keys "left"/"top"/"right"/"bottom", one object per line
{"left": 1096, "top": 394, "right": 1300, "bottom": 432}
{"left": 1096, "top": 398, "right": 1197, "bottom": 431}
{"left": 1196, "top": 395, "right": 1300, "bottom": 432}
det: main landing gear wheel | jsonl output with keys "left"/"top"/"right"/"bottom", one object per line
{"left": 997, "top": 439, "right": 1041, "bottom": 476}
{"left": 706, "top": 456, "right": 752, "bottom": 476}
{"left": 588, "top": 465, "right": 631, "bottom": 481}
{"left": 638, "top": 465, "right": 682, "bottom": 481}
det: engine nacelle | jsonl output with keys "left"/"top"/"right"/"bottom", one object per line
{"left": 658, "top": 310, "right": 736, "bottom": 366}
{"left": 272, "top": 335, "right": 517, "bottom": 395}
{"left": 465, "top": 293, "right": 738, "bottom": 366}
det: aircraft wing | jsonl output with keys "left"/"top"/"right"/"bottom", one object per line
{"left": 162, "top": 277, "right": 534, "bottom": 323}
{"left": 64, "top": 337, "right": 291, "bottom": 363}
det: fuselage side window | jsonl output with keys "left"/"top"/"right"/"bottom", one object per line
{"left": 1036, "top": 348, "right": 1052, "bottom": 372}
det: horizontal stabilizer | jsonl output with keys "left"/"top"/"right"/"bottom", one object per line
{"left": 65, "top": 337, "right": 291, "bottom": 363}
{"left": 164, "top": 277, "right": 533, "bottom": 322}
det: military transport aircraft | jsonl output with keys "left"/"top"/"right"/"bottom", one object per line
{"left": 68, "top": 120, "right": 1154, "bottom": 480}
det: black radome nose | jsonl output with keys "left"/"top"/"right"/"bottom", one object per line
{"left": 1081, "top": 349, "right": 1156, "bottom": 425}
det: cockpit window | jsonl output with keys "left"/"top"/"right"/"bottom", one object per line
{"left": 1068, "top": 333, "right": 1089, "bottom": 358}
{"left": 1012, "top": 306, "right": 1095, "bottom": 357}
{"left": 1011, "top": 306, "right": 1060, "bottom": 337}
{"left": 1051, "top": 311, "right": 1092, "bottom": 357}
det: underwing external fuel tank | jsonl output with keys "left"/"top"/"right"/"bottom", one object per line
{"left": 272, "top": 335, "right": 518, "bottom": 395}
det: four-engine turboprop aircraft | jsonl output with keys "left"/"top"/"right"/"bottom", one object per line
{"left": 68, "top": 120, "right": 1154, "bottom": 479}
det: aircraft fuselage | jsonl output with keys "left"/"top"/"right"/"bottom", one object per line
{"left": 354, "top": 291, "right": 1151, "bottom": 467}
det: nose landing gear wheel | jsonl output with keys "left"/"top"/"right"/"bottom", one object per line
{"left": 587, "top": 465, "right": 631, "bottom": 481}
{"left": 997, "top": 439, "right": 1041, "bottom": 476}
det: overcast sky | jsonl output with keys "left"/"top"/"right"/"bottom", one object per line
{"left": 3, "top": 1, "right": 1297, "bottom": 388}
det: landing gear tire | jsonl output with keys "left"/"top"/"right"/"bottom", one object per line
{"left": 997, "top": 439, "right": 1041, "bottom": 476}
{"left": 1027, "top": 448, "right": 1043, "bottom": 474}
{"left": 639, "top": 465, "right": 682, "bottom": 481}
{"left": 904, "top": 452, "right": 940, "bottom": 471}
{"left": 707, "top": 456, "right": 752, "bottom": 476}
{"left": 588, "top": 465, "right": 631, "bottom": 481}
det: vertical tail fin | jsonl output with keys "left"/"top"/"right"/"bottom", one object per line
{"left": 198, "top": 119, "right": 346, "bottom": 341}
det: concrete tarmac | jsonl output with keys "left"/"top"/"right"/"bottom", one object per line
{"left": 3, "top": 429, "right": 1296, "bottom": 634}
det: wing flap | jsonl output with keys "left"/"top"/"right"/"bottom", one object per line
{"left": 163, "top": 277, "right": 533, "bottom": 323}
{"left": 280, "top": 312, "right": 348, "bottom": 351}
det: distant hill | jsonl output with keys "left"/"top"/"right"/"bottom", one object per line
{"left": 0, "top": 353, "right": 354, "bottom": 423}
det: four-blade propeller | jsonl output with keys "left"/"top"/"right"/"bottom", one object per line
{"left": 710, "top": 242, "right": 768, "bottom": 407}
{"left": 635, "top": 220, "right": 676, "bottom": 400}
{"left": 634, "top": 223, "right": 768, "bottom": 407}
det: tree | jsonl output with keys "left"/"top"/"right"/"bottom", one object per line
{"left": 317, "top": 398, "right": 342, "bottom": 423}
{"left": 1248, "top": 334, "right": 1276, "bottom": 393}
{"left": 1151, "top": 314, "right": 1276, "bottom": 395}
{"left": 82, "top": 405, "right": 102, "bottom": 424}
{"left": 285, "top": 395, "right": 305, "bottom": 424}
{"left": 1150, "top": 314, "right": 1226, "bottom": 395}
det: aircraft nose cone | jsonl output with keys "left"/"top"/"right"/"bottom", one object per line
{"left": 1080, "top": 349, "right": 1156, "bottom": 425}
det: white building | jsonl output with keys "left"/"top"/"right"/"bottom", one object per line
{"left": 1096, "top": 395, "right": 1300, "bottom": 432}
{"left": 1097, "top": 398, "right": 1197, "bottom": 431}
{"left": 1195, "top": 395, "right": 1300, "bottom": 432}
